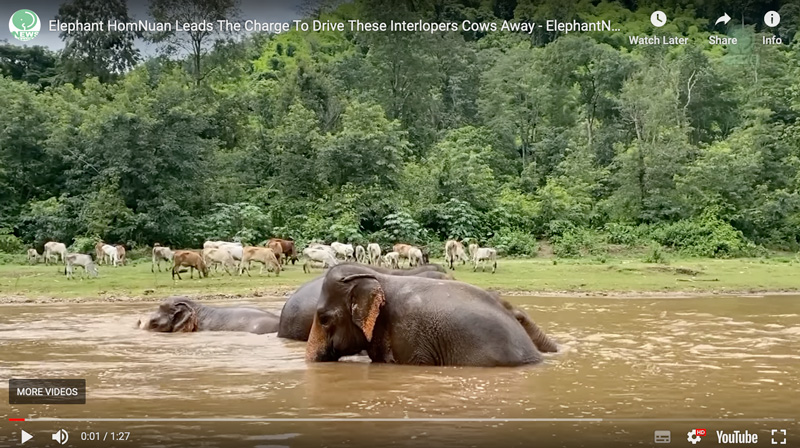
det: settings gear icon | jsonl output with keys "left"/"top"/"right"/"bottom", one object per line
{"left": 687, "top": 429, "right": 703, "bottom": 444}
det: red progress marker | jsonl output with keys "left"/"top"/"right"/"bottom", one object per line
{"left": 9, "top": 418, "right": 25, "bottom": 422}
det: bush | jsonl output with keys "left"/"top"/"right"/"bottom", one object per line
{"left": 604, "top": 223, "right": 641, "bottom": 246}
{"left": 643, "top": 242, "right": 669, "bottom": 264}
{"left": 384, "top": 211, "right": 424, "bottom": 243}
{"left": 648, "top": 213, "right": 750, "bottom": 257}
{"left": 551, "top": 227, "right": 605, "bottom": 257}
{"left": 0, "top": 228, "right": 24, "bottom": 253}
{"left": 70, "top": 236, "right": 97, "bottom": 254}
{"left": 489, "top": 229, "right": 538, "bottom": 257}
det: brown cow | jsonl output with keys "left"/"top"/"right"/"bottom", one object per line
{"left": 95, "top": 241, "right": 105, "bottom": 265}
{"left": 240, "top": 246, "right": 281, "bottom": 276}
{"left": 172, "top": 250, "right": 209, "bottom": 279}
{"left": 392, "top": 243, "right": 420, "bottom": 268}
{"left": 266, "top": 238, "right": 298, "bottom": 265}
{"left": 115, "top": 245, "right": 127, "bottom": 266}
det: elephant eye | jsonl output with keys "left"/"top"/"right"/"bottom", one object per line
{"left": 318, "top": 312, "right": 333, "bottom": 327}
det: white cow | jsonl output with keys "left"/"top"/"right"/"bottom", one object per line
{"left": 355, "top": 245, "right": 367, "bottom": 263}
{"left": 203, "top": 240, "right": 242, "bottom": 250}
{"left": 65, "top": 253, "right": 98, "bottom": 279}
{"left": 308, "top": 243, "right": 338, "bottom": 259}
{"left": 473, "top": 247, "right": 498, "bottom": 273}
{"left": 43, "top": 241, "right": 67, "bottom": 265}
{"left": 445, "top": 239, "right": 469, "bottom": 270}
{"left": 101, "top": 244, "right": 120, "bottom": 266}
{"left": 367, "top": 243, "right": 381, "bottom": 265}
{"left": 203, "top": 248, "right": 237, "bottom": 276}
{"left": 302, "top": 247, "right": 339, "bottom": 273}
{"left": 151, "top": 244, "right": 174, "bottom": 272}
{"left": 330, "top": 242, "right": 355, "bottom": 261}
{"left": 27, "top": 248, "right": 40, "bottom": 264}
{"left": 468, "top": 243, "right": 478, "bottom": 259}
{"left": 408, "top": 247, "right": 424, "bottom": 268}
{"left": 383, "top": 251, "right": 400, "bottom": 269}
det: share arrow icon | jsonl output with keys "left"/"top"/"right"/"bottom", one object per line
{"left": 715, "top": 13, "right": 731, "bottom": 25}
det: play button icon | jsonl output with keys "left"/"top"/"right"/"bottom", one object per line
{"left": 21, "top": 429, "right": 33, "bottom": 444}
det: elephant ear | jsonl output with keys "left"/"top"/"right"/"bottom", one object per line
{"left": 171, "top": 300, "right": 198, "bottom": 332}
{"left": 342, "top": 274, "right": 385, "bottom": 342}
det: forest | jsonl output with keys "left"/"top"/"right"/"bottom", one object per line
{"left": 1, "top": 0, "right": 799, "bottom": 260}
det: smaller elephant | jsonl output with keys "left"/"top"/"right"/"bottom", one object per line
{"left": 138, "top": 296, "right": 279, "bottom": 334}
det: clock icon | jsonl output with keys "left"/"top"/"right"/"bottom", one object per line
{"left": 651, "top": 10, "right": 667, "bottom": 27}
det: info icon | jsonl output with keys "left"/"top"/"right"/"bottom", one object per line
{"left": 654, "top": 430, "right": 671, "bottom": 443}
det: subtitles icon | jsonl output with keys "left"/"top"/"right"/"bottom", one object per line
{"left": 654, "top": 430, "right": 671, "bottom": 443}
{"left": 687, "top": 428, "right": 706, "bottom": 444}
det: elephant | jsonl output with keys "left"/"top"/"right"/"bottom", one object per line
{"left": 306, "top": 264, "right": 558, "bottom": 367}
{"left": 277, "top": 263, "right": 452, "bottom": 341}
{"left": 138, "top": 296, "right": 280, "bottom": 334}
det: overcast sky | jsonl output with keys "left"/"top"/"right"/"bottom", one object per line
{"left": 1, "top": 0, "right": 301, "bottom": 52}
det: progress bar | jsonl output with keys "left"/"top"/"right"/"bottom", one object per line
{"left": 9, "top": 418, "right": 796, "bottom": 422}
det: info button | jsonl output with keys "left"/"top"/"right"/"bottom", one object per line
{"left": 9, "top": 378, "right": 86, "bottom": 404}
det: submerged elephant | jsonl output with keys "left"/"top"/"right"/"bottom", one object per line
{"left": 278, "top": 263, "right": 452, "bottom": 341}
{"left": 306, "top": 264, "right": 557, "bottom": 367}
{"left": 138, "top": 296, "right": 280, "bottom": 334}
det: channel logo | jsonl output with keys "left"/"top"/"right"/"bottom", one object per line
{"left": 688, "top": 428, "right": 707, "bottom": 444}
{"left": 9, "top": 9, "right": 40, "bottom": 42}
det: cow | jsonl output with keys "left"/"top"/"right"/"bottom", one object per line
{"left": 240, "top": 246, "right": 281, "bottom": 276}
{"left": 203, "top": 248, "right": 237, "bottom": 276}
{"left": 115, "top": 245, "right": 127, "bottom": 266}
{"left": 473, "top": 247, "right": 498, "bottom": 273}
{"left": 43, "top": 241, "right": 67, "bottom": 265}
{"left": 65, "top": 253, "right": 98, "bottom": 279}
{"left": 445, "top": 239, "right": 470, "bottom": 270}
{"left": 392, "top": 243, "right": 423, "bottom": 268}
{"left": 355, "top": 245, "right": 367, "bottom": 263}
{"left": 301, "top": 247, "right": 339, "bottom": 273}
{"left": 330, "top": 242, "right": 355, "bottom": 261}
{"left": 172, "top": 250, "right": 209, "bottom": 279}
{"left": 266, "top": 238, "right": 298, "bottom": 265}
{"left": 27, "top": 248, "right": 40, "bottom": 264}
{"left": 101, "top": 244, "right": 120, "bottom": 266}
{"left": 95, "top": 241, "right": 106, "bottom": 264}
{"left": 367, "top": 243, "right": 381, "bottom": 265}
{"left": 383, "top": 251, "right": 400, "bottom": 269}
{"left": 152, "top": 243, "right": 174, "bottom": 272}
{"left": 408, "top": 246, "right": 424, "bottom": 268}
{"left": 468, "top": 243, "right": 478, "bottom": 259}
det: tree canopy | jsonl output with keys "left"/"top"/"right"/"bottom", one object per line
{"left": 1, "top": 0, "right": 799, "bottom": 258}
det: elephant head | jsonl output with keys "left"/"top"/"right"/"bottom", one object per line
{"left": 140, "top": 297, "right": 199, "bottom": 332}
{"left": 306, "top": 265, "right": 386, "bottom": 362}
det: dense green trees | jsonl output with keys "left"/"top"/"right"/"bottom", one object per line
{"left": 1, "top": 0, "right": 800, "bottom": 257}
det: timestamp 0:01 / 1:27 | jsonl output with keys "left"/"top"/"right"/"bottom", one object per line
{"left": 81, "top": 431, "right": 131, "bottom": 441}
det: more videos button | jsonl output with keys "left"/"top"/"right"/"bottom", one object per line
{"left": 9, "top": 378, "right": 86, "bottom": 404}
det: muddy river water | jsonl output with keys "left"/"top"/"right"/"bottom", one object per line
{"left": 1, "top": 295, "right": 798, "bottom": 447}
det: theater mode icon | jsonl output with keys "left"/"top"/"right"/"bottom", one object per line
{"left": 654, "top": 430, "right": 671, "bottom": 443}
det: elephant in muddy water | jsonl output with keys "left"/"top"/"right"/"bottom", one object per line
{"left": 306, "top": 264, "right": 558, "bottom": 367}
{"left": 278, "top": 263, "right": 452, "bottom": 341}
{"left": 138, "top": 296, "right": 280, "bottom": 334}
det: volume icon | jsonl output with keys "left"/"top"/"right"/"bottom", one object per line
{"left": 51, "top": 429, "right": 69, "bottom": 445}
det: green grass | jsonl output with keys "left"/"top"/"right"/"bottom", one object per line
{"left": 2, "top": 256, "right": 800, "bottom": 300}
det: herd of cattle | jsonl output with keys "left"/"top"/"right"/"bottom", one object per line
{"left": 24, "top": 238, "right": 499, "bottom": 279}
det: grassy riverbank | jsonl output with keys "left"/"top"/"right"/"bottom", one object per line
{"left": 1, "top": 256, "right": 800, "bottom": 302}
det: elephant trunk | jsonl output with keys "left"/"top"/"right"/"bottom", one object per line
{"left": 516, "top": 313, "right": 558, "bottom": 353}
{"left": 497, "top": 297, "right": 558, "bottom": 353}
{"left": 305, "top": 314, "right": 328, "bottom": 361}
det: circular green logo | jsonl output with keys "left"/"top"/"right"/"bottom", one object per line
{"left": 9, "top": 9, "right": 40, "bottom": 42}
